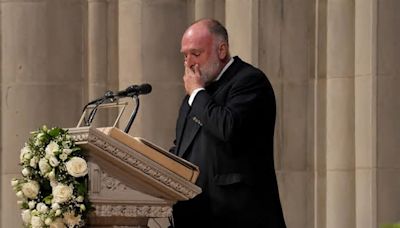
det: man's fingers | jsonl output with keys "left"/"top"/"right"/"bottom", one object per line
{"left": 193, "top": 64, "right": 200, "bottom": 75}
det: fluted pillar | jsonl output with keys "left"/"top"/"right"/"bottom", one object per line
{"left": 0, "top": 0, "right": 86, "bottom": 226}
{"left": 354, "top": 0, "right": 377, "bottom": 227}
{"left": 190, "top": 0, "right": 225, "bottom": 23}
{"left": 225, "top": 0, "right": 259, "bottom": 66}
{"left": 325, "top": 0, "right": 355, "bottom": 227}
{"left": 118, "top": 0, "right": 187, "bottom": 150}
{"left": 258, "top": 1, "right": 316, "bottom": 227}
{"left": 87, "top": 0, "right": 119, "bottom": 127}
{"left": 375, "top": 0, "right": 400, "bottom": 225}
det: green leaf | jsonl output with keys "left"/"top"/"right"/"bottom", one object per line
{"left": 76, "top": 181, "right": 87, "bottom": 196}
{"left": 48, "top": 128, "right": 61, "bottom": 137}
{"left": 43, "top": 195, "right": 53, "bottom": 205}
{"left": 21, "top": 202, "right": 29, "bottom": 209}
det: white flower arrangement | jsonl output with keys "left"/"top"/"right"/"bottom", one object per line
{"left": 11, "top": 126, "right": 91, "bottom": 227}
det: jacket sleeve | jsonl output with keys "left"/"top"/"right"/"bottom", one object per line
{"left": 190, "top": 71, "right": 273, "bottom": 142}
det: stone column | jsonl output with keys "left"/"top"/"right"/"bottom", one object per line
{"left": 0, "top": 0, "right": 86, "bottom": 226}
{"left": 259, "top": 1, "right": 316, "bottom": 227}
{"left": 375, "top": 0, "right": 400, "bottom": 225}
{"left": 117, "top": 2, "right": 188, "bottom": 227}
{"left": 87, "top": 0, "right": 119, "bottom": 127}
{"left": 192, "top": 0, "right": 225, "bottom": 23}
{"left": 354, "top": 0, "right": 377, "bottom": 227}
{"left": 325, "top": 0, "right": 355, "bottom": 227}
{"left": 225, "top": 0, "right": 259, "bottom": 66}
{"left": 118, "top": 0, "right": 187, "bottom": 149}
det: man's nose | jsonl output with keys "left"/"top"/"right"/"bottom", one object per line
{"left": 185, "top": 56, "right": 195, "bottom": 68}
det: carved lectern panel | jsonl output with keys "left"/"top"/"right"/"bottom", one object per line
{"left": 67, "top": 127, "right": 201, "bottom": 227}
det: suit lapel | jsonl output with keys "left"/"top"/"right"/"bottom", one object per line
{"left": 175, "top": 97, "right": 190, "bottom": 155}
{"left": 177, "top": 112, "right": 201, "bottom": 157}
{"left": 176, "top": 57, "right": 244, "bottom": 157}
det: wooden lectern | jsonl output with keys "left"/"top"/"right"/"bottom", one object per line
{"left": 67, "top": 125, "right": 201, "bottom": 228}
{"left": 67, "top": 127, "right": 201, "bottom": 228}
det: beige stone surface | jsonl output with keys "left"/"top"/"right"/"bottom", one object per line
{"left": 281, "top": 81, "right": 310, "bottom": 171}
{"left": 377, "top": 169, "right": 400, "bottom": 225}
{"left": 225, "top": 0, "right": 259, "bottom": 65}
{"left": 326, "top": 170, "right": 356, "bottom": 228}
{"left": 1, "top": 0, "right": 400, "bottom": 227}
{"left": 314, "top": 170, "right": 327, "bottom": 228}
{"left": 259, "top": 0, "right": 283, "bottom": 82}
{"left": 356, "top": 168, "right": 377, "bottom": 228}
{"left": 326, "top": 0, "right": 355, "bottom": 78}
{"left": 355, "top": 0, "right": 376, "bottom": 76}
{"left": 355, "top": 75, "right": 376, "bottom": 168}
{"left": 1, "top": 1, "right": 86, "bottom": 227}
{"left": 326, "top": 78, "right": 355, "bottom": 170}
{"left": 277, "top": 171, "right": 313, "bottom": 228}
{"left": 2, "top": 174, "right": 22, "bottom": 228}
{"left": 377, "top": 76, "right": 400, "bottom": 168}
{"left": 377, "top": 0, "right": 400, "bottom": 76}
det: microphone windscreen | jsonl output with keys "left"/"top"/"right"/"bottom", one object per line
{"left": 139, "top": 83, "right": 152, "bottom": 94}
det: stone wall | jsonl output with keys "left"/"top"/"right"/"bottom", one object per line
{"left": 1, "top": 0, "right": 399, "bottom": 227}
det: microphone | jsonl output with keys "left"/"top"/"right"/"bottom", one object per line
{"left": 116, "top": 83, "right": 152, "bottom": 97}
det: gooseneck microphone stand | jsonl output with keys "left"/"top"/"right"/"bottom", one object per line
{"left": 79, "top": 84, "right": 151, "bottom": 134}
{"left": 124, "top": 95, "right": 139, "bottom": 133}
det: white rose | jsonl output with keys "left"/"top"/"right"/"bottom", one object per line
{"left": 39, "top": 158, "right": 51, "bottom": 174}
{"left": 16, "top": 191, "right": 24, "bottom": 198}
{"left": 80, "top": 204, "right": 86, "bottom": 211}
{"left": 51, "top": 203, "right": 60, "bottom": 210}
{"left": 28, "top": 201, "right": 36, "bottom": 209}
{"left": 63, "top": 148, "right": 72, "bottom": 155}
{"left": 45, "top": 218, "right": 53, "bottom": 225}
{"left": 31, "top": 215, "right": 43, "bottom": 228}
{"left": 22, "top": 181, "right": 39, "bottom": 199}
{"left": 36, "top": 202, "right": 48, "bottom": 213}
{"left": 49, "top": 156, "right": 60, "bottom": 167}
{"left": 37, "top": 132, "right": 45, "bottom": 139}
{"left": 50, "top": 218, "right": 66, "bottom": 228}
{"left": 11, "top": 179, "right": 19, "bottom": 187}
{"left": 21, "top": 209, "right": 32, "bottom": 225}
{"left": 65, "top": 157, "right": 88, "bottom": 177}
{"left": 62, "top": 141, "right": 71, "bottom": 148}
{"left": 45, "top": 141, "right": 59, "bottom": 156}
{"left": 50, "top": 179, "right": 58, "bottom": 188}
{"left": 55, "top": 209, "right": 62, "bottom": 216}
{"left": 30, "top": 156, "right": 39, "bottom": 168}
{"left": 63, "top": 211, "right": 81, "bottom": 226}
{"left": 20, "top": 146, "right": 31, "bottom": 161}
{"left": 76, "top": 195, "right": 84, "bottom": 203}
{"left": 22, "top": 167, "right": 30, "bottom": 177}
{"left": 52, "top": 184, "right": 73, "bottom": 204}
{"left": 59, "top": 153, "right": 68, "bottom": 161}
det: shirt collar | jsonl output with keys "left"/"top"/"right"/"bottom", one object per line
{"left": 215, "top": 57, "right": 234, "bottom": 81}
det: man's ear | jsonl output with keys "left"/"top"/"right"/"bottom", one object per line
{"left": 218, "top": 43, "right": 228, "bottom": 60}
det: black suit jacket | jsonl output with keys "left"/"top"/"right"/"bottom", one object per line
{"left": 171, "top": 57, "right": 286, "bottom": 228}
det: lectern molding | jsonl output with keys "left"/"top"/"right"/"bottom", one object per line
{"left": 86, "top": 127, "right": 201, "bottom": 200}
{"left": 67, "top": 127, "right": 201, "bottom": 227}
{"left": 93, "top": 203, "right": 172, "bottom": 217}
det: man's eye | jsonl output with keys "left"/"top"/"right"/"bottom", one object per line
{"left": 193, "top": 53, "right": 200, "bottom": 57}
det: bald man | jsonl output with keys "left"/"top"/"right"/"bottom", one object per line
{"left": 169, "top": 19, "right": 286, "bottom": 228}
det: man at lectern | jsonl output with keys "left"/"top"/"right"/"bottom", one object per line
{"left": 169, "top": 19, "right": 286, "bottom": 228}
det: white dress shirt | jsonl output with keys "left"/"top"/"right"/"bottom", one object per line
{"left": 188, "top": 57, "right": 234, "bottom": 106}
